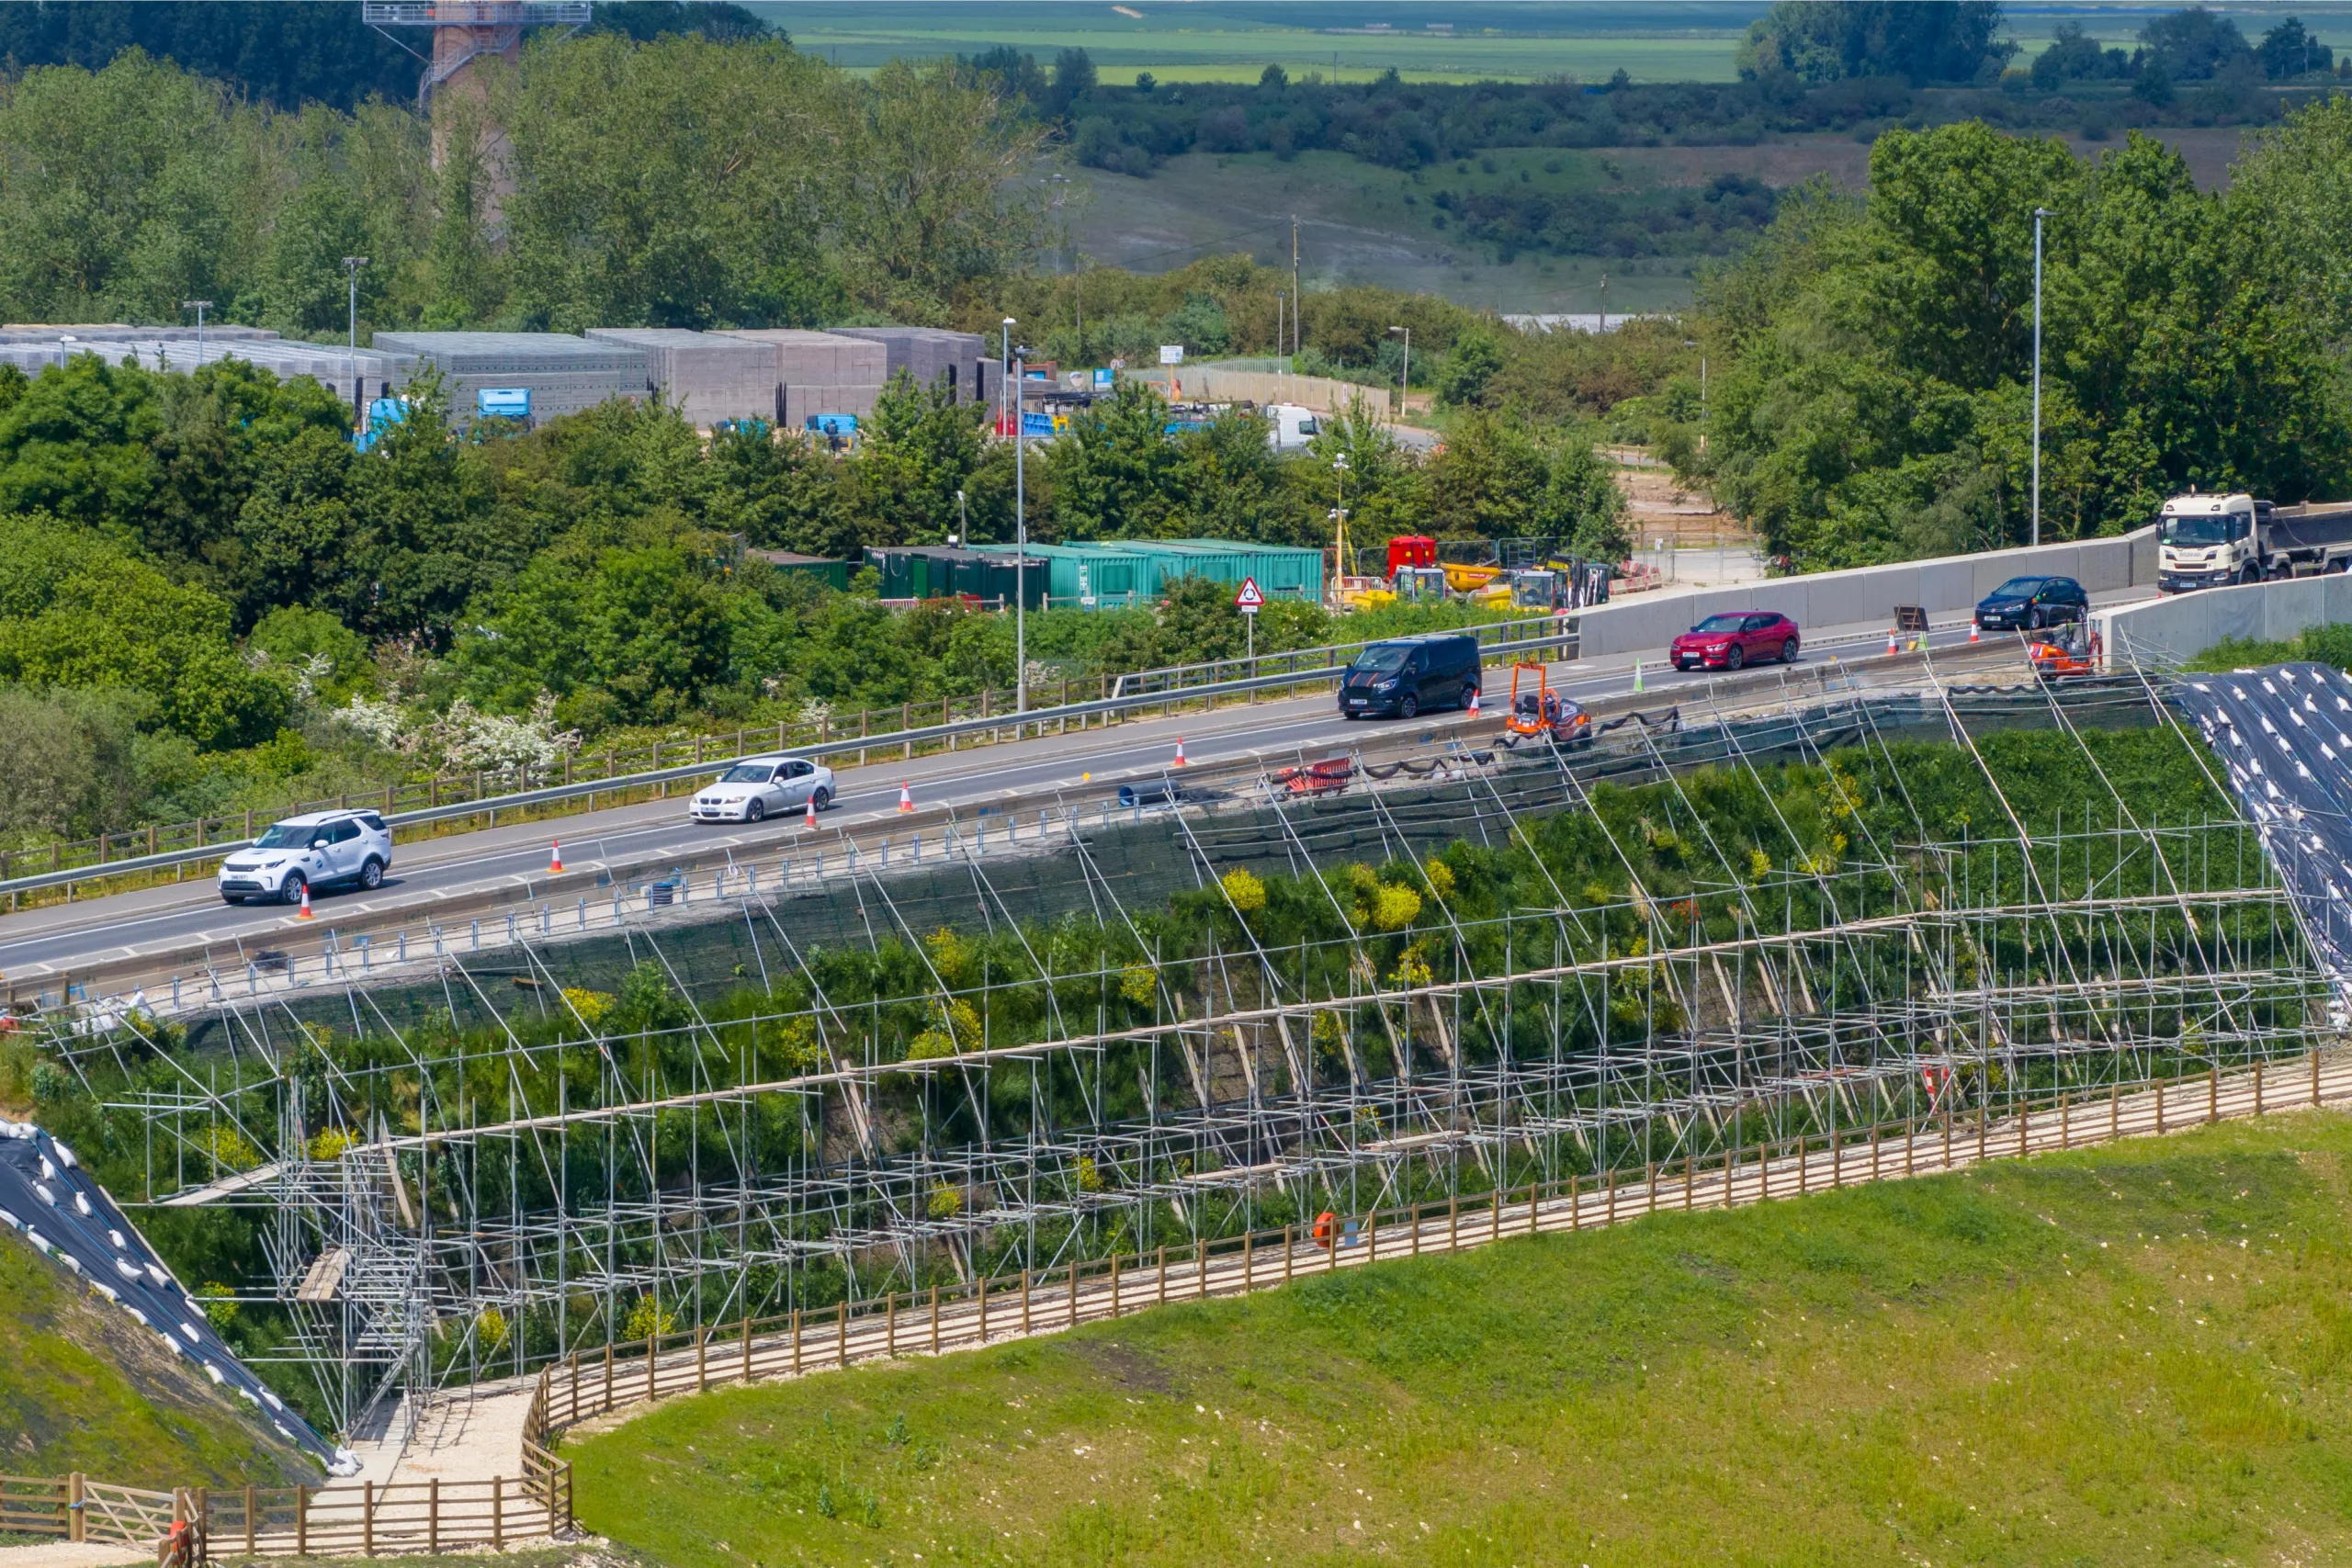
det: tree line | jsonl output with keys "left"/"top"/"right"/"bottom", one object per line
{"left": 1587, "top": 103, "right": 2352, "bottom": 570}
{"left": 0, "top": 33, "right": 1041, "bottom": 334}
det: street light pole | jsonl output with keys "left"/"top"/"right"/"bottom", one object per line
{"left": 182, "top": 300, "right": 212, "bottom": 370}
{"left": 2031, "top": 207, "right": 2048, "bottom": 549}
{"left": 1387, "top": 325, "right": 1409, "bottom": 420}
{"left": 1005, "top": 316, "right": 1027, "bottom": 715}
{"left": 342, "top": 256, "right": 369, "bottom": 429}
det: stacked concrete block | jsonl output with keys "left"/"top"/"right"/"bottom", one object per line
{"left": 0, "top": 329, "right": 414, "bottom": 421}
{"left": 716, "top": 329, "right": 886, "bottom": 425}
{"left": 582, "top": 328, "right": 782, "bottom": 425}
{"left": 829, "top": 326, "right": 988, "bottom": 402}
{"left": 372, "top": 332, "right": 649, "bottom": 425}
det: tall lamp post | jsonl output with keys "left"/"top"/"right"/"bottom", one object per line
{"left": 342, "top": 256, "right": 369, "bottom": 429}
{"left": 1329, "top": 453, "right": 1351, "bottom": 603}
{"left": 2030, "top": 208, "right": 2049, "bottom": 548}
{"left": 1004, "top": 316, "right": 1028, "bottom": 715}
{"left": 182, "top": 299, "right": 212, "bottom": 370}
{"left": 1386, "top": 325, "right": 1409, "bottom": 420}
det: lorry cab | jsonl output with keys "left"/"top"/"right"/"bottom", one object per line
{"left": 2157, "top": 492, "right": 2261, "bottom": 592}
{"left": 1264, "top": 403, "right": 1320, "bottom": 452}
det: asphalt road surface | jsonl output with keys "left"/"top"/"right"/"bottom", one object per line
{"left": 0, "top": 623, "right": 2011, "bottom": 983}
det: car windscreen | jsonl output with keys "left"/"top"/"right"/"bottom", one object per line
{"left": 1691, "top": 615, "right": 1747, "bottom": 634}
{"left": 718, "top": 764, "right": 775, "bottom": 784}
{"left": 1988, "top": 577, "right": 2045, "bottom": 598}
{"left": 1351, "top": 645, "right": 1412, "bottom": 672}
{"left": 254, "top": 824, "right": 313, "bottom": 848}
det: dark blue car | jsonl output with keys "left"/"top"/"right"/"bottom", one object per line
{"left": 1974, "top": 575, "right": 2087, "bottom": 632}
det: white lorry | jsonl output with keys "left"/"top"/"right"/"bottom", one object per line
{"left": 2156, "top": 491, "right": 2352, "bottom": 592}
{"left": 1263, "top": 402, "right": 1320, "bottom": 452}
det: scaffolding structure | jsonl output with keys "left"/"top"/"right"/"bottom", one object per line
{"left": 42, "top": 665, "right": 2343, "bottom": 1438}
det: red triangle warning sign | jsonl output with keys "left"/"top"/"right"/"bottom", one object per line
{"left": 1234, "top": 576, "right": 1265, "bottom": 609}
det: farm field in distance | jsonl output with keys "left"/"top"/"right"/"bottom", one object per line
{"left": 568, "top": 1113, "right": 2352, "bottom": 1568}
{"left": 747, "top": 1, "right": 1763, "bottom": 83}
{"left": 748, "top": 2, "right": 2352, "bottom": 82}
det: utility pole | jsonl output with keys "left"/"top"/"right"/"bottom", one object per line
{"left": 181, "top": 300, "right": 212, "bottom": 370}
{"left": 1387, "top": 324, "right": 1409, "bottom": 419}
{"left": 2031, "top": 207, "right": 2049, "bottom": 549}
{"left": 342, "top": 256, "right": 368, "bottom": 430}
{"left": 1291, "top": 216, "right": 1302, "bottom": 363}
{"left": 1598, "top": 273, "right": 1608, "bottom": 333}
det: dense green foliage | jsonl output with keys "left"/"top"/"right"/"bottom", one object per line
{"left": 1736, "top": 1, "right": 2013, "bottom": 85}
{"left": 0, "top": 0, "right": 772, "bottom": 111}
{"left": 570, "top": 1114, "right": 2352, "bottom": 1567}
{"left": 1649, "top": 109, "right": 2352, "bottom": 570}
{"left": 0, "top": 38, "right": 1038, "bottom": 332}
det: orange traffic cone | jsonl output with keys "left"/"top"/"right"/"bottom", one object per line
{"left": 295, "top": 882, "right": 314, "bottom": 919}
{"left": 1173, "top": 737, "right": 1188, "bottom": 767}
{"left": 548, "top": 839, "right": 564, "bottom": 874}
{"left": 805, "top": 795, "right": 819, "bottom": 829}
{"left": 1468, "top": 686, "right": 1482, "bottom": 715}
{"left": 897, "top": 782, "right": 914, "bottom": 813}
{"left": 1968, "top": 622, "right": 1980, "bottom": 644}
{"left": 1886, "top": 629, "right": 1899, "bottom": 657}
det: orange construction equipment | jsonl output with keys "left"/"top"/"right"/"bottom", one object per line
{"left": 1503, "top": 661, "right": 1593, "bottom": 747}
{"left": 2027, "top": 620, "right": 2101, "bottom": 682}
{"left": 548, "top": 839, "right": 564, "bottom": 874}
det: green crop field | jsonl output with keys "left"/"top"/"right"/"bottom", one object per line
{"left": 751, "top": 2, "right": 1762, "bottom": 83}
{"left": 570, "top": 1111, "right": 2352, "bottom": 1567}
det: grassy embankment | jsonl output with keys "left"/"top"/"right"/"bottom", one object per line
{"left": 0, "top": 1228, "right": 313, "bottom": 1488}
{"left": 570, "top": 1111, "right": 2352, "bottom": 1566}
{"left": 2186, "top": 624, "right": 2352, "bottom": 674}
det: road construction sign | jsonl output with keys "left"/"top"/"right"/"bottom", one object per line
{"left": 1235, "top": 577, "right": 1265, "bottom": 613}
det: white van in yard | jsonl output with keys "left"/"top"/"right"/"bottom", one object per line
{"left": 217, "top": 810, "right": 393, "bottom": 905}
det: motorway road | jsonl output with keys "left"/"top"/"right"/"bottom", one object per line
{"left": 0, "top": 619, "right": 2025, "bottom": 986}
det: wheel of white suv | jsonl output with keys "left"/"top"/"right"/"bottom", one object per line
{"left": 279, "top": 873, "right": 307, "bottom": 907}
{"left": 357, "top": 858, "right": 384, "bottom": 891}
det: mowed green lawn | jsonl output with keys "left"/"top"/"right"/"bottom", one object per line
{"left": 570, "top": 1113, "right": 2352, "bottom": 1566}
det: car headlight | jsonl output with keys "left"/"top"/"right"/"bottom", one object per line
{"left": 1707, "top": 641, "right": 1730, "bottom": 652}
{"left": 1375, "top": 678, "right": 1398, "bottom": 690}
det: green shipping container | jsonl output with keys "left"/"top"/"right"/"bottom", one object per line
{"left": 747, "top": 549, "right": 850, "bottom": 592}
{"left": 973, "top": 539, "right": 1321, "bottom": 605}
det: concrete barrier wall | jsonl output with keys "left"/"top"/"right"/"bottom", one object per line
{"left": 1575, "top": 527, "right": 2159, "bottom": 660}
{"left": 1185, "top": 369, "right": 1386, "bottom": 414}
{"left": 2096, "top": 572, "right": 2352, "bottom": 667}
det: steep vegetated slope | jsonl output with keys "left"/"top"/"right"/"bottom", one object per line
{"left": 0, "top": 1225, "right": 313, "bottom": 1486}
{"left": 570, "top": 1113, "right": 2352, "bottom": 1567}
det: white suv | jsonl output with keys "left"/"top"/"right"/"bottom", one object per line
{"left": 218, "top": 810, "right": 393, "bottom": 906}
{"left": 690, "top": 756, "right": 833, "bottom": 823}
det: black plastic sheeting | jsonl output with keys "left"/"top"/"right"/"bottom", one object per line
{"left": 0, "top": 1118, "right": 351, "bottom": 1473}
{"left": 2177, "top": 661, "right": 2352, "bottom": 1006}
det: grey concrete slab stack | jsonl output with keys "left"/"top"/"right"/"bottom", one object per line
{"left": 583, "top": 328, "right": 783, "bottom": 425}
{"left": 371, "top": 331, "right": 649, "bottom": 425}
{"left": 717, "top": 329, "right": 887, "bottom": 426}
{"left": 828, "top": 326, "right": 988, "bottom": 402}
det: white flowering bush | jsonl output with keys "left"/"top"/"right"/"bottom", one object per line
{"left": 427, "top": 693, "right": 582, "bottom": 773}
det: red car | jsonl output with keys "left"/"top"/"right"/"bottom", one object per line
{"left": 1669, "top": 611, "right": 1800, "bottom": 671}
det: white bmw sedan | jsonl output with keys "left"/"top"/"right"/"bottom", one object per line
{"left": 689, "top": 756, "right": 833, "bottom": 823}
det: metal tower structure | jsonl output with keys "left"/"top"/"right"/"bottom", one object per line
{"left": 361, "top": 2, "right": 592, "bottom": 106}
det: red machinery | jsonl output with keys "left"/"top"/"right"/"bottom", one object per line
{"left": 2027, "top": 620, "right": 2102, "bottom": 682}
{"left": 1386, "top": 535, "right": 1437, "bottom": 577}
{"left": 1504, "top": 661, "right": 1592, "bottom": 746}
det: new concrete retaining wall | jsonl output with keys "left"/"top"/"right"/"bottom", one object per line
{"left": 2095, "top": 571, "right": 2352, "bottom": 668}
{"left": 1575, "top": 527, "right": 2160, "bottom": 660}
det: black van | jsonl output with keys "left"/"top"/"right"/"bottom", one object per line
{"left": 1339, "top": 633, "right": 1482, "bottom": 719}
